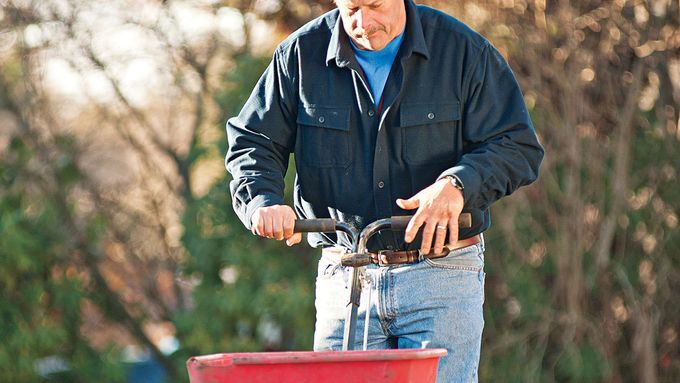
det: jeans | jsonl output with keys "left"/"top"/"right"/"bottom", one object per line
{"left": 313, "top": 240, "right": 486, "bottom": 383}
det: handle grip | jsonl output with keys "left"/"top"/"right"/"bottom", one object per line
{"left": 389, "top": 213, "right": 473, "bottom": 231}
{"left": 389, "top": 216, "right": 412, "bottom": 231}
{"left": 293, "top": 219, "right": 337, "bottom": 233}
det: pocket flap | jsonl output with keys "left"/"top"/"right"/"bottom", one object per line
{"left": 400, "top": 102, "right": 461, "bottom": 128}
{"left": 297, "top": 105, "right": 350, "bottom": 131}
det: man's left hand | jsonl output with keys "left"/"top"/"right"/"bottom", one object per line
{"left": 396, "top": 178, "right": 464, "bottom": 255}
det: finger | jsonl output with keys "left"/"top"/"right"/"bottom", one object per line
{"left": 286, "top": 233, "right": 302, "bottom": 246}
{"left": 283, "top": 212, "right": 295, "bottom": 240}
{"left": 448, "top": 218, "right": 459, "bottom": 246}
{"left": 272, "top": 214, "right": 284, "bottom": 240}
{"left": 396, "top": 197, "right": 419, "bottom": 210}
{"left": 263, "top": 213, "right": 274, "bottom": 238}
{"left": 433, "top": 221, "right": 448, "bottom": 255}
{"left": 420, "top": 220, "right": 437, "bottom": 254}
{"left": 252, "top": 212, "right": 264, "bottom": 236}
{"left": 404, "top": 211, "right": 426, "bottom": 243}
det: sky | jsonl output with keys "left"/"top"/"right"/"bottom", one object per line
{"left": 26, "top": 0, "right": 275, "bottom": 109}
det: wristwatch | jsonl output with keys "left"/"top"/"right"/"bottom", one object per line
{"left": 442, "top": 175, "right": 464, "bottom": 192}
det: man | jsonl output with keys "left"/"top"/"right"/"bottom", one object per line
{"left": 226, "top": 0, "right": 543, "bottom": 381}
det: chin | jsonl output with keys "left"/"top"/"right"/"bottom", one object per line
{"left": 368, "top": 40, "right": 388, "bottom": 50}
{"left": 350, "top": 32, "right": 386, "bottom": 50}
{"left": 355, "top": 37, "right": 383, "bottom": 50}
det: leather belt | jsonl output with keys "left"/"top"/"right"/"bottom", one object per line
{"left": 372, "top": 234, "right": 482, "bottom": 266}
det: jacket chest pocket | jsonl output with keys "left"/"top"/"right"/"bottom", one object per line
{"left": 297, "top": 105, "right": 351, "bottom": 168}
{"left": 400, "top": 102, "right": 461, "bottom": 165}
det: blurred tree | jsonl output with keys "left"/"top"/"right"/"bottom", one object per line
{"left": 1, "top": 67, "right": 125, "bottom": 381}
{"left": 1, "top": 0, "right": 678, "bottom": 382}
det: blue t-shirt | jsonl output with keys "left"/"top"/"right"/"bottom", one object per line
{"left": 350, "top": 31, "right": 405, "bottom": 105}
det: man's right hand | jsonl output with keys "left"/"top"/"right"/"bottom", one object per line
{"left": 251, "top": 205, "right": 302, "bottom": 246}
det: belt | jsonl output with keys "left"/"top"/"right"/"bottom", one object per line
{"left": 324, "top": 234, "right": 483, "bottom": 267}
{"left": 372, "top": 234, "right": 482, "bottom": 266}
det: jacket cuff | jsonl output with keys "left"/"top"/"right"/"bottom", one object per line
{"left": 244, "top": 193, "right": 284, "bottom": 230}
{"left": 438, "top": 165, "right": 481, "bottom": 207}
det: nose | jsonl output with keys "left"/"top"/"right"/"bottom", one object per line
{"left": 353, "top": 9, "right": 371, "bottom": 30}
{"left": 353, "top": 9, "right": 363, "bottom": 29}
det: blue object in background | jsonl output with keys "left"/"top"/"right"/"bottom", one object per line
{"left": 127, "top": 357, "right": 167, "bottom": 383}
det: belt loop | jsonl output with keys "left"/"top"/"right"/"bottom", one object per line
{"left": 377, "top": 250, "right": 389, "bottom": 267}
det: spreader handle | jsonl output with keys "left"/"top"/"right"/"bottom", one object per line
{"left": 293, "top": 219, "right": 337, "bottom": 233}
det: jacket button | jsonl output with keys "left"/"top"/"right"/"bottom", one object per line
{"left": 318, "top": 116, "right": 325, "bottom": 123}
{"left": 378, "top": 181, "right": 385, "bottom": 188}
{"left": 368, "top": 110, "right": 375, "bottom": 117}
{"left": 427, "top": 112, "right": 435, "bottom": 120}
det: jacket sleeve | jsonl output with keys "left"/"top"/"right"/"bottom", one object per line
{"left": 225, "top": 47, "right": 298, "bottom": 229}
{"left": 439, "top": 43, "right": 544, "bottom": 211}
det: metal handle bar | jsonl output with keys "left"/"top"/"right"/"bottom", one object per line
{"left": 293, "top": 213, "right": 472, "bottom": 351}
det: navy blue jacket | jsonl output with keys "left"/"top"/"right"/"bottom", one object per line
{"left": 226, "top": 0, "right": 544, "bottom": 251}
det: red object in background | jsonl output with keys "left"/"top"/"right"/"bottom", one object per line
{"left": 660, "top": 352, "right": 671, "bottom": 369}
{"left": 186, "top": 349, "right": 447, "bottom": 383}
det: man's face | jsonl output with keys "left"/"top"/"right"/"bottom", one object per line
{"left": 335, "top": 0, "right": 406, "bottom": 51}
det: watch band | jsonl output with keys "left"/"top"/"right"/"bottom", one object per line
{"left": 443, "top": 175, "right": 464, "bottom": 192}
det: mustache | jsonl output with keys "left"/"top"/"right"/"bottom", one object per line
{"left": 352, "top": 25, "right": 386, "bottom": 38}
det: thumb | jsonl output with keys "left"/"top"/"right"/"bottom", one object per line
{"left": 286, "top": 233, "right": 302, "bottom": 247}
{"left": 396, "top": 196, "right": 420, "bottom": 210}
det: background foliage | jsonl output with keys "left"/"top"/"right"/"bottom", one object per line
{"left": 0, "top": 0, "right": 678, "bottom": 382}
